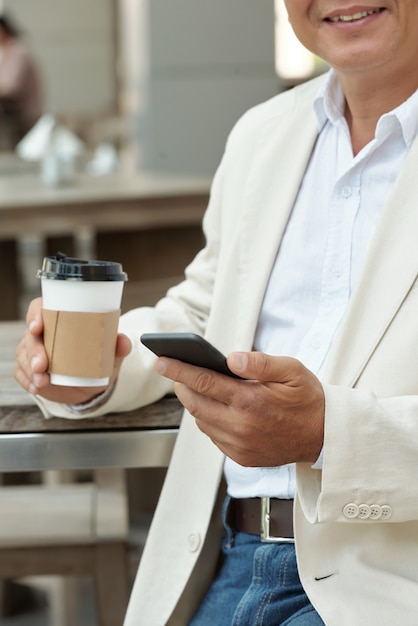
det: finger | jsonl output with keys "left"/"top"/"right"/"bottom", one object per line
{"left": 14, "top": 352, "right": 49, "bottom": 395}
{"left": 14, "top": 326, "right": 48, "bottom": 393}
{"left": 14, "top": 337, "right": 48, "bottom": 393}
{"left": 23, "top": 329, "right": 49, "bottom": 382}
{"left": 174, "top": 381, "right": 224, "bottom": 418}
{"left": 227, "top": 351, "right": 301, "bottom": 383}
{"left": 26, "top": 297, "right": 44, "bottom": 336}
{"left": 155, "top": 356, "right": 240, "bottom": 403}
{"left": 13, "top": 358, "right": 40, "bottom": 395}
{"left": 115, "top": 333, "right": 132, "bottom": 359}
{"left": 173, "top": 381, "right": 262, "bottom": 461}
{"left": 109, "top": 334, "right": 132, "bottom": 385}
{"left": 21, "top": 297, "right": 48, "bottom": 380}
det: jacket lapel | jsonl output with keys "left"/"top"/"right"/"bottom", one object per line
{"left": 235, "top": 93, "right": 319, "bottom": 345}
{"left": 232, "top": 83, "right": 418, "bottom": 386}
{"left": 324, "top": 134, "right": 418, "bottom": 386}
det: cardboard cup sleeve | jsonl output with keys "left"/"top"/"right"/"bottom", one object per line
{"left": 42, "top": 309, "right": 120, "bottom": 380}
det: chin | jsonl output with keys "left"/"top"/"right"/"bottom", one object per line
{"left": 327, "top": 49, "right": 394, "bottom": 74}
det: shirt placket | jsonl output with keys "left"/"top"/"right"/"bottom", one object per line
{"left": 297, "top": 169, "right": 360, "bottom": 375}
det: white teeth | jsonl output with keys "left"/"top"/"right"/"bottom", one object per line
{"left": 328, "top": 9, "right": 378, "bottom": 22}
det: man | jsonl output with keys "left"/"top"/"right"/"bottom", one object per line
{"left": 14, "top": 0, "right": 418, "bottom": 624}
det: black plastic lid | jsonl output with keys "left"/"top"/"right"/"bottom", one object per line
{"left": 37, "top": 253, "right": 128, "bottom": 282}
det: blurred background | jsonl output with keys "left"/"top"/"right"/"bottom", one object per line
{"left": 0, "top": 3, "right": 325, "bottom": 624}
{"left": 0, "top": 0, "right": 325, "bottom": 321}
{"left": 1, "top": 0, "right": 281, "bottom": 175}
{"left": 0, "top": 0, "right": 324, "bottom": 175}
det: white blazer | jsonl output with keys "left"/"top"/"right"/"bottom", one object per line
{"left": 39, "top": 75, "right": 418, "bottom": 625}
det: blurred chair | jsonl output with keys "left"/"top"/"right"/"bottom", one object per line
{"left": 0, "top": 468, "right": 130, "bottom": 626}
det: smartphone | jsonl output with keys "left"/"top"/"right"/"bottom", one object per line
{"left": 140, "top": 332, "right": 243, "bottom": 379}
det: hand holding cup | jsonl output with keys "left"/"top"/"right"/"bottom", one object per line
{"left": 14, "top": 254, "right": 131, "bottom": 406}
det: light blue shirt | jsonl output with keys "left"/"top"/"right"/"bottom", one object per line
{"left": 225, "top": 70, "right": 418, "bottom": 499}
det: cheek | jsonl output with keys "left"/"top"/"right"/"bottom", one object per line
{"left": 283, "top": 4, "right": 317, "bottom": 52}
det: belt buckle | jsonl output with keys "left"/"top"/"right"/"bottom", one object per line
{"left": 260, "top": 496, "right": 295, "bottom": 543}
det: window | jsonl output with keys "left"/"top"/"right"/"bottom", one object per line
{"left": 275, "top": 0, "right": 327, "bottom": 83}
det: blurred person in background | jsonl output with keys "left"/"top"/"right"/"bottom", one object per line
{"left": 0, "top": 13, "right": 43, "bottom": 149}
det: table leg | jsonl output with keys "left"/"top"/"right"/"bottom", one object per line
{"left": 96, "top": 226, "right": 204, "bottom": 310}
{"left": 45, "top": 236, "right": 75, "bottom": 259}
{"left": 0, "top": 240, "right": 20, "bottom": 320}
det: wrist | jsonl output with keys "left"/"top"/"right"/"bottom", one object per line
{"left": 65, "top": 382, "right": 116, "bottom": 415}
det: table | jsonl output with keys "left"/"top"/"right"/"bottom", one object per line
{"left": 0, "top": 169, "right": 210, "bottom": 319}
{"left": 0, "top": 170, "right": 210, "bottom": 240}
{"left": 0, "top": 319, "right": 183, "bottom": 621}
{"left": 0, "top": 321, "right": 182, "bottom": 473}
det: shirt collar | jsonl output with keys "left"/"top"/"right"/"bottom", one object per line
{"left": 384, "top": 86, "right": 418, "bottom": 148}
{"left": 313, "top": 69, "right": 346, "bottom": 133}
{"left": 313, "top": 69, "right": 418, "bottom": 148}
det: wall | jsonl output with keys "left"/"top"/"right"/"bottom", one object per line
{"left": 135, "top": 0, "right": 278, "bottom": 175}
{"left": 2, "top": 0, "right": 278, "bottom": 175}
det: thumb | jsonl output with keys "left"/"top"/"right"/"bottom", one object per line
{"left": 115, "top": 333, "right": 132, "bottom": 359}
{"left": 110, "top": 334, "right": 132, "bottom": 386}
{"left": 227, "top": 351, "right": 299, "bottom": 382}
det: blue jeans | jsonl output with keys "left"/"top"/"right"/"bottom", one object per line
{"left": 189, "top": 497, "right": 324, "bottom": 626}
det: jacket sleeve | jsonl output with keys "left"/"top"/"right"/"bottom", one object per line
{"left": 297, "top": 384, "right": 418, "bottom": 524}
{"left": 35, "top": 160, "right": 228, "bottom": 419}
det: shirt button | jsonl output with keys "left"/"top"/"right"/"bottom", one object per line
{"left": 380, "top": 505, "right": 393, "bottom": 520}
{"left": 343, "top": 503, "right": 359, "bottom": 519}
{"left": 358, "top": 504, "right": 371, "bottom": 519}
{"left": 187, "top": 533, "right": 201, "bottom": 552}
{"left": 311, "top": 336, "right": 321, "bottom": 349}
{"left": 341, "top": 185, "right": 352, "bottom": 198}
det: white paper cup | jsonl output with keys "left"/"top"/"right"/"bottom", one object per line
{"left": 38, "top": 254, "right": 128, "bottom": 386}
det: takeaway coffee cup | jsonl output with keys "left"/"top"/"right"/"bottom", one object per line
{"left": 37, "top": 253, "right": 128, "bottom": 387}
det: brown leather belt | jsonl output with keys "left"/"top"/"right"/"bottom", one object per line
{"left": 228, "top": 497, "right": 294, "bottom": 543}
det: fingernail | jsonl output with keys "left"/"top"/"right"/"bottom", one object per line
{"left": 230, "top": 352, "right": 247, "bottom": 370}
{"left": 31, "top": 356, "right": 41, "bottom": 371}
{"left": 29, "top": 320, "right": 38, "bottom": 332}
{"left": 154, "top": 358, "right": 167, "bottom": 374}
{"left": 33, "top": 373, "right": 43, "bottom": 387}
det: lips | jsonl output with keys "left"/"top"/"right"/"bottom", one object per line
{"left": 325, "top": 7, "right": 383, "bottom": 22}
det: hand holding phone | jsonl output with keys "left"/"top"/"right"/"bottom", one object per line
{"left": 140, "top": 332, "right": 243, "bottom": 379}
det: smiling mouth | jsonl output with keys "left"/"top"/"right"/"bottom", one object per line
{"left": 326, "top": 7, "right": 384, "bottom": 22}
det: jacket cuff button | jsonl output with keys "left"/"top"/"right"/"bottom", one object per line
{"left": 187, "top": 533, "right": 201, "bottom": 552}
{"left": 343, "top": 503, "right": 359, "bottom": 518}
